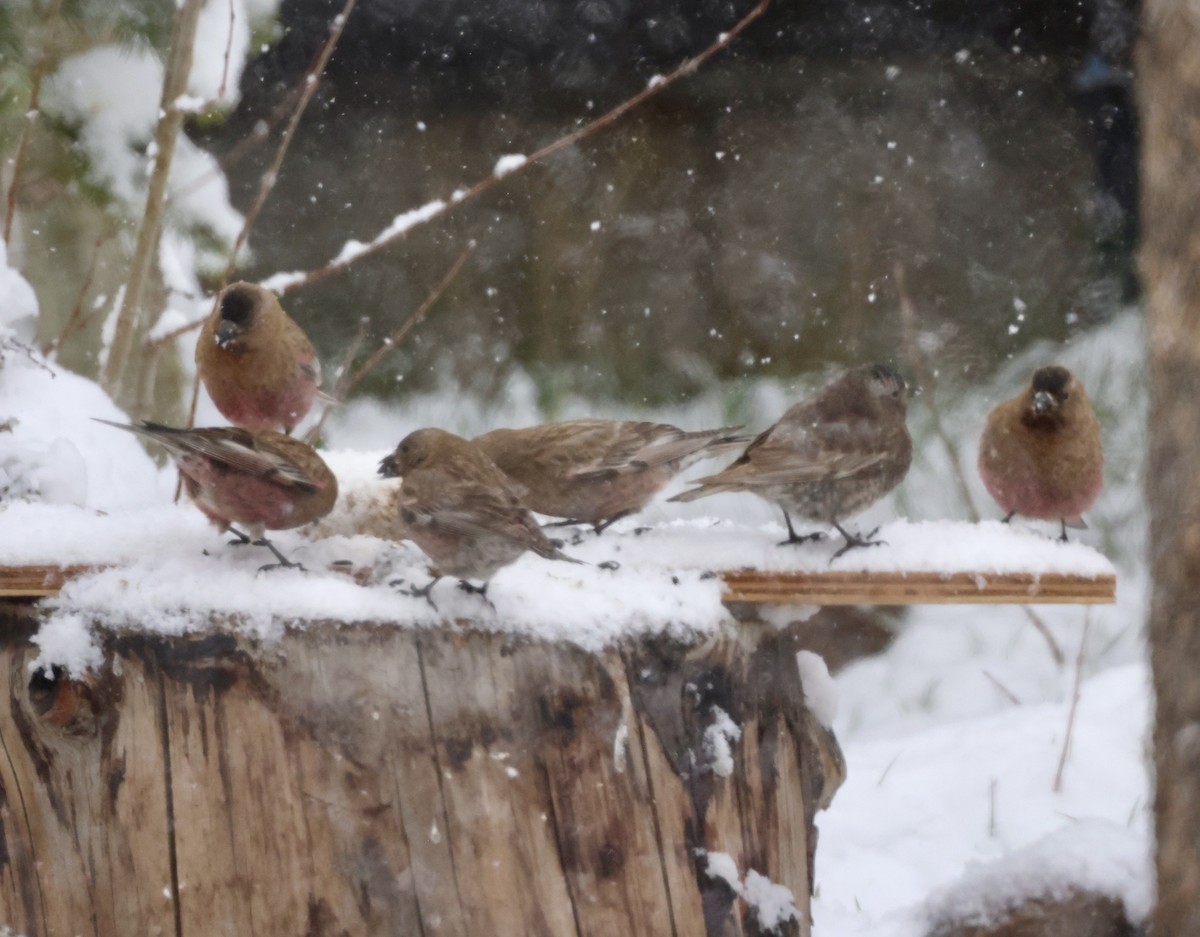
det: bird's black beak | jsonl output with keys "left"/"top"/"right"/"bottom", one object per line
{"left": 216, "top": 320, "right": 242, "bottom": 348}
{"left": 378, "top": 454, "right": 399, "bottom": 478}
{"left": 1032, "top": 390, "right": 1055, "bottom": 415}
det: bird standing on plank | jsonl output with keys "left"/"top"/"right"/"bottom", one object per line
{"left": 473, "top": 419, "right": 751, "bottom": 532}
{"left": 977, "top": 365, "right": 1103, "bottom": 541}
{"left": 670, "top": 363, "right": 912, "bottom": 560}
{"left": 378, "top": 428, "right": 580, "bottom": 606}
{"left": 196, "top": 281, "right": 325, "bottom": 434}
{"left": 95, "top": 420, "right": 338, "bottom": 570}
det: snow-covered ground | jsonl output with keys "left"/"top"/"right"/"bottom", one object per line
{"left": 0, "top": 240, "right": 1151, "bottom": 932}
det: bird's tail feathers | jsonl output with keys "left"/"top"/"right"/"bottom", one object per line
{"left": 667, "top": 483, "right": 733, "bottom": 504}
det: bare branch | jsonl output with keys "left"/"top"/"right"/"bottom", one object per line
{"left": 217, "top": 0, "right": 237, "bottom": 103}
{"left": 42, "top": 234, "right": 107, "bottom": 357}
{"left": 220, "top": 0, "right": 359, "bottom": 285}
{"left": 303, "top": 242, "right": 477, "bottom": 443}
{"left": 331, "top": 316, "right": 372, "bottom": 403}
{"left": 1053, "top": 612, "right": 1091, "bottom": 793}
{"left": 4, "top": 0, "right": 63, "bottom": 243}
{"left": 100, "top": 0, "right": 206, "bottom": 398}
{"left": 270, "top": 0, "right": 772, "bottom": 295}
{"left": 982, "top": 669, "right": 1021, "bottom": 706}
{"left": 1022, "top": 606, "right": 1065, "bottom": 668}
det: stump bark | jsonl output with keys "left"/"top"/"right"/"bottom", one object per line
{"left": 0, "top": 613, "right": 843, "bottom": 936}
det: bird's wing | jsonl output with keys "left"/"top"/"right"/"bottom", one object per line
{"left": 571, "top": 424, "right": 747, "bottom": 479}
{"left": 189, "top": 430, "right": 320, "bottom": 490}
{"left": 402, "top": 472, "right": 533, "bottom": 539}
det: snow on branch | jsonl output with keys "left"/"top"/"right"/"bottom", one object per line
{"left": 265, "top": 0, "right": 772, "bottom": 295}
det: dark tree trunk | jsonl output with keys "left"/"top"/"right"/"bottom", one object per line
{"left": 1137, "top": 4, "right": 1200, "bottom": 933}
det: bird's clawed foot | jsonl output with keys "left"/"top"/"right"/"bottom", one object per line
{"left": 255, "top": 538, "right": 306, "bottom": 574}
{"left": 226, "top": 526, "right": 252, "bottom": 546}
{"left": 395, "top": 575, "right": 442, "bottom": 611}
{"left": 457, "top": 579, "right": 495, "bottom": 609}
{"left": 592, "top": 512, "right": 631, "bottom": 535}
{"left": 778, "top": 530, "right": 824, "bottom": 547}
{"left": 777, "top": 510, "right": 824, "bottom": 547}
{"left": 829, "top": 523, "right": 885, "bottom": 563}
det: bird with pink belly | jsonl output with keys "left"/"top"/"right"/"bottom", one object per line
{"left": 96, "top": 420, "right": 338, "bottom": 569}
{"left": 977, "top": 365, "right": 1103, "bottom": 541}
{"left": 196, "top": 281, "right": 325, "bottom": 434}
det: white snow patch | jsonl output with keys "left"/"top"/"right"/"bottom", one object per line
{"left": 919, "top": 820, "right": 1152, "bottom": 930}
{"left": 0, "top": 239, "right": 39, "bottom": 339}
{"left": 796, "top": 650, "right": 838, "bottom": 727}
{"left": 44, "top": 46, "right": 242, "bottom": 246}
{"left": 613, "top": 721, "right": 629, "bottom": 774}
{"left": 257, "top": 270, "right": 306, "bottom": 293}
{"left": 29, "top": 613, "right": 103, "bottom": 679}
{"left": 493, "top": 154, "right": 527, "bottom": 177}
{"left": 330, "top": 200, "right": 446, "bottom": 265}
{"left": 703, "top": 705, "right": 742, "bottom": 777}
{"left": 743, "top": 870, "right": 800, "bottom": 931}
{"left": 0, "top": 347, "right": 162, "bottom": 513}
{"left": 700, "top": 851, "right": 799, "bottom": 933}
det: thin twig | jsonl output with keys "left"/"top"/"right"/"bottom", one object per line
{"left": 1022, "top": 606, "right": 1065, "bottom": 668}
{"left": 894, "top": 261, "right": 979, "bottom": 522}
{"left": 1053, "top": 611, "right": 1091, "bottom": 793}
{"left": 4, "top": 0, "right": 62, "bottom": 243}
{"left": 982, "top": 669, "right": 1021, "bottom": 706}
{"left": 142, "top": 311, "right": 208, "bottom": 352}
{"left": 270, "top": 0, "right": 771, "bottom": 296}
{"left": 220, "top": 0, "right": 358, "bottom": 285}
{"left": 100, "top": 0, "right": 206, "bottom": 397}
{"left": 331, "top": 316, "right": 372, "bottom": 401}
{"left": 170, "top": 84, "right": 301, "bottom": 202}
{"left": 217, "top": 0, "right": 236, "bottom": 102}
{"left": 303, "top": 242, "right": 477, "bottom": 444}
{"left": 42, "top": 234, "right": 106, "bottom": 357}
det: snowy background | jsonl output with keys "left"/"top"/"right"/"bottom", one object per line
{"left": 1, "top": 238, "right": 1150, "bottom": 933}
{"left": 1, "top": 1, "right": 1151, "bottom": 933}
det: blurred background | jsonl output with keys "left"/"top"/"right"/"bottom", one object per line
{"left": 2, "top": 0, "right": 1139, "bottom": 410}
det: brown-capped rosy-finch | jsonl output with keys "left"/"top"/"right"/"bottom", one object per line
{"left": 95, "top": 420, "right": 338, "bottom": 569}
{"left": 670, "top": 363, "right": 912, "bottom": 560}
{"left": 196, "top": 281, "right": 324, "bottom": 434}
{"left": 473, "top": 419, "right": 750, "bottom": 532}
{"left": 378, "top": 428, "right": 580, "bottom": 605}
{"left": 978, "top": 364, "right": 1103, "bottom": 541}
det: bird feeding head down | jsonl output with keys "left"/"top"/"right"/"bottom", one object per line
{"left": 379, "top": 428, "right": 450, "bottom": 479}
{"left": 214, "top": 283, "right": 262, "bottom": 349}
{"left": 1029, "top": 365, "right": 1072, "bottom": 417}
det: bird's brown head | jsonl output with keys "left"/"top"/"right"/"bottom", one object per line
{"left": 1028, "top": 365, "right": 1073, "bottom": 417}
{"left": 862, "top": 363, "right": 908, "bottom": 409}
{"left": 379, "top": 428, "right": 459, "bottom": 478}
{"left": 214, "top": 282, "right": 267, "bottom": 349}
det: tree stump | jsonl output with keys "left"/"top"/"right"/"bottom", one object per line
{"left": 0, "top": 612, "right": 844, "bottom": 936}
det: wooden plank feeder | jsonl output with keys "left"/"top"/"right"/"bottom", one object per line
{"left": 0, "top": 562, "right": 1116, "bottom": 604}
{"left": 0, "top": 529, "right": 1115, "bottom": 935}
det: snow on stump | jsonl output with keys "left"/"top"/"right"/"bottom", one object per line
{"left": 0, "top": 614, "right": 844, "bottom": 937}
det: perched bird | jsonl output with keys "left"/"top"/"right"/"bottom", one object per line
{"left": 473, "top": 419, "right": 751, "bottom": 532}
{"left": 977, "top": 365, "right": 1103, "bottom": 540}
{"left": 378, "top": 428, "right": 579, "bottom": 604}
{"left": 95, "top": 420, "right": 338, "bottom": 569}
{"left": 670, "top": 363, "right": 912, "bottom": 560}
{"left": 196, "top": 281, "right": 324, "bottom": 434}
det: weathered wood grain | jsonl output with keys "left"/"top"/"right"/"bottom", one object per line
{"left": 0, "top": 617, "right": 844, "bottom": 936}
